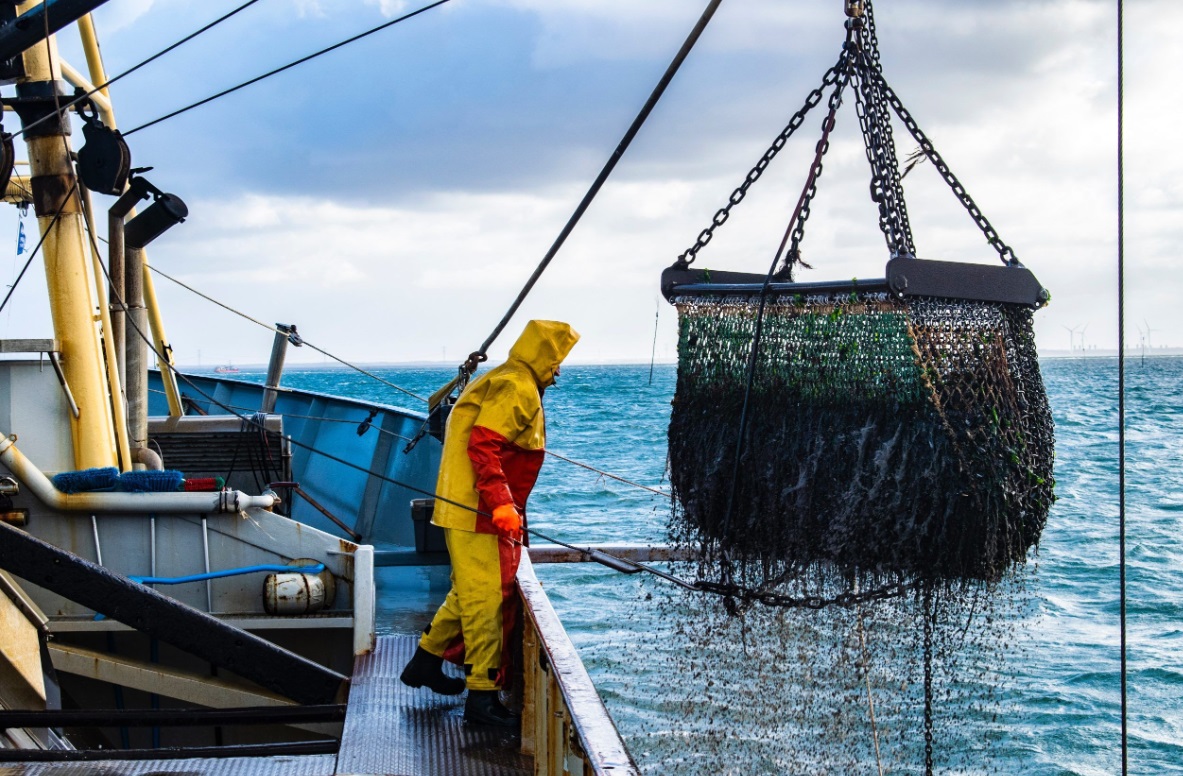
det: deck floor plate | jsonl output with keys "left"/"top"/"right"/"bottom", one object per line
{"left": 0, "top": 754, "right": 337, "bottom": 775}
{"left": 336, "top": 635, "right": 530, "bottom": 776}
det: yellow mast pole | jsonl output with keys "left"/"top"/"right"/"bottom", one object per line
{"left": 77, "top": 13, "right": 184, "bottom": 419}
{"left": 16, "top": 2, "right": 116, "bottom": 469}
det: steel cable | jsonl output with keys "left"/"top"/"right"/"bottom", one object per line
{"left": 11, "top": 0, "right": 264, "bottom": 141}
{"left": 123, "top": 0, "right": 453, "bottom": 136}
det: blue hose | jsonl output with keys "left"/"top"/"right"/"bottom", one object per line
{"left": 93, "top": 563, "right": 326, "bottom": 620}
{"left": 128, "top": 563, "right": 325, "bottom": 585}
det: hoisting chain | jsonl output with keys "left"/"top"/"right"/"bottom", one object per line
{"left": 852, "top": 4, "right": 915, "bottom": 258}
{"left": 694, "top": 576, "right": 919, "bottom": 610}
{"left": 778, "top": 53, "right": 855, "bottom": 277}
{"left": 673, "top": 52, "right": 849, "bottom": 270}
{"left": 922, "top": 582, "right": 935, "bottom": 776}
{"left": 874, "top": 71, "right": 1020, "bottom": 266}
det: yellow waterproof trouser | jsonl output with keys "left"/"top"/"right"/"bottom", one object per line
{"left": 419, "top": 527, "right": 520, "bottom": 691}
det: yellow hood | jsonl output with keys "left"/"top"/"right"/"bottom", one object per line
{"left": 507, "top": 320, "right": 580, "bottom": 387}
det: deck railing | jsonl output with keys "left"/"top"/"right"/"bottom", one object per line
{"left": 517, "top": 554, "right": 639, "bottom": 776}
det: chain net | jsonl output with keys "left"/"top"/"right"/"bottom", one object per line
{"left": 668, "top": 288, "right": 1054, "bottom": 597}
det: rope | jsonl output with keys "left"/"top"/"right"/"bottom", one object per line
{"left": 467, "top": 0, "right": 725, "bottom": 367}
{"left": 11, "top": 0, "right": 264, "bottom": 141}
{"left": 124, "top": 0, "right": 453, "bottom": 136}
{"left": 857, "top": 605, "right": 885, "bottom": 776}
{"left": 1116, "top": 0, "right": 1128, "bottom": 771}
{"left": 146, "top": 264, "right": 426, "bottom": 402}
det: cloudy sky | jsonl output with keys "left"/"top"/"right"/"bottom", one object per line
{"left": 0, "top": 0, "right": 1176, "bottom": 364}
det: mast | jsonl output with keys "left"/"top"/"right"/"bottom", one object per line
{"left": 77, "top": 14, "right": 184, "bottom": 419}
{"left": 12, "top": 0, "right": 117, "bottom": 469}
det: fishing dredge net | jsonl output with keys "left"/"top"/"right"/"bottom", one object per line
{"left": 648, "top": 1, "right": 1056, "bottom": 773}
{"left": 668, "top": 289, "right": 1054, "bottom": 592}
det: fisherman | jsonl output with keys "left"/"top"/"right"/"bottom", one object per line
{"left": 400, "top": 319, "right": 580, "bottom": 727}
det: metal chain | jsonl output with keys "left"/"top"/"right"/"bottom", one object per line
{"left": 694, "top": 577, "right": 919, "bottom": 610}
{"left": 779, "top": 61, "right": 854, "bottom": 277}
{"left": 674, "top": 52, "right": 849, "bottom": 269}
{"left": 852, "top": 30, "right": 915, "bottom": 258}
{"left": 873, "top": 70, "right": 1019, "bottom": 266}
{"left": 923, "top": 583, "right": 935, "bottom": 776}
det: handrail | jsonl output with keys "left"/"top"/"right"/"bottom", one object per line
{"left": 517, "top": 553, "right": 639, "bottom": 775}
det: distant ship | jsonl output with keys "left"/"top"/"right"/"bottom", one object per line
{"left": 213, "top": 364, "right": 240, "bottom": 374}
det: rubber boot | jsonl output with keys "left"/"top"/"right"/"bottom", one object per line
{"left": 399, "top": 647, "right": 465, "bottom": 695}
{"left": 464, "top": 689, "right": 520, "bottom": 728}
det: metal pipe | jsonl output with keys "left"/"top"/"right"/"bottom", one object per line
{"left": 262, "top": 324, "right": 298, "bottom": 414}
{"left": 58, "top": 59, "right": 111, "bottom": 114}
{"left": 107, "top": 207, "right": 125, "bottom": 381}
{"left": 201, "top": 516, "right": 211, "bottom": 612}
{"left": 125, "top": 244, "right": 147, "bottom": 454}
{"left": 79, "top": 14, "right": 184, "bottom": 418}
{"left": 0, "top": 434, "right": 277, "bottom": 513}
{"left": 0, "top": 0, "right": 113, "bottom": 63}
{"left": 78, "top": 182, "right": 131, "bottom": 471}
{"left": 131, "top": 445, "right": 163, "bottom": 470}
{"left": 90, "top": 514, "right": 102, "bottom": 565}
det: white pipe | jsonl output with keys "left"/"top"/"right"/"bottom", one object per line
{"left": 0, "top": 434, "right": 277, "bottom": 514}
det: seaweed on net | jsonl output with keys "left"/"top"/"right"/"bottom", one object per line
{"left": 667, "top": 289, "right": 1055, "bottom": 595}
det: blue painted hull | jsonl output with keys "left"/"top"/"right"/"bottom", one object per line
{"left": 148, "top": 371, "right": 442, "bottom": 551}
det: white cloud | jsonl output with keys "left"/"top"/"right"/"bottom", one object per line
{"left": 364, "top": 0, "right": 409, "bottom": 18}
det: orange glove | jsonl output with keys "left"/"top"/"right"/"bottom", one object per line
{"left": 491, "top": 503, "right": 522, "bottom": 538}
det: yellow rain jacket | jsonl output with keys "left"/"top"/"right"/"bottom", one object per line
{"left": 420, "top": 320, "right": 579, "bottom": 690}
{"left": 431, "top": 320, "right": 580, "bottom": 533}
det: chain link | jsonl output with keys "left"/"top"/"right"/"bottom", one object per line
{"left": 779, "top": 63, "right": 854, "bottom": 277}
{"left": 694, "top": 576, "right": 919, "bottom": 610}
{"left": 675, "top": 0, "right": 1016, "bottom": 270}
{"left": 852, "top": 5, "right": 915, "bottom": 258}
{"left": 874, "top": 71, "right": 1019, "bottom": 266}
{"left": 674, "top": 52, "right": 849, "bottom": 269}
{"left": 923, "top": 583, "right": 935, "bottom": 776}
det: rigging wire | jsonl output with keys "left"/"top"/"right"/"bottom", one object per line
{"left": 464, "top": 0, "right": 725, "bottom": 372}
{"left": 146, "top": 263, "right": 427, "bottom": 403}
{"left": 76, "top": 170, "right": 686, "bottom": 574}
{"left": 0, "top": 183, "right": 76, "bottom": 314}
{"left": 1116, "top": 0, "right": 1128, "bottom": 772}
{"left": 123, "top": 0, "right": 453, "bottom": 137}
{"left": 100, "top": 239, "right": 704, "bottom": 592}
{"left": 141, "top": 264, "right": 669, "bottom": 496}
{"left": 11, "top": 0, "right": 265, "bottom": 141}
{"left": 145, "top": 386, "right": 672, "bottom": 498}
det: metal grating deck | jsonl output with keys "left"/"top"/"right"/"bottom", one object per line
{"left": 336, "top": 634, "right": 531, "bottom": 776}
{"left": 0, "top": 754, "right": 336, "bottom": 776}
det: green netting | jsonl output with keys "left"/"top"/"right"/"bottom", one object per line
{"left": 668, "top": 290, "right": 1055, "bottom": 587}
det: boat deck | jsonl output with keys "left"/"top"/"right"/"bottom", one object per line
{"left": 0, "top": 636, "right": 530, "bottom": 776}
{"left": 337, "top": 634, "right": 530, "bottom": 776}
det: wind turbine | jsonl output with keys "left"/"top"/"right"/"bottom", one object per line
{"left": 1079, "top": 323, "right": 1090, "bottom": 354}
{"left": 1144, "top": 320, "right": 1158, "bottom": 351}
{"left": 1062, "top": 324, "right": 1081, "bottom": 354}
{"left": 1135, "top": 323, "right": 1147, "bottom": 366}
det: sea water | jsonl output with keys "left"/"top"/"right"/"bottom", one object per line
{"left": 260, "top": 357, "right": 1181, "bottom": 774}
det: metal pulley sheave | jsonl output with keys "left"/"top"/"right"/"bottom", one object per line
{"left": 75, "top": 98, "right": 131, "bottom": 196}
